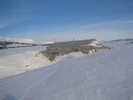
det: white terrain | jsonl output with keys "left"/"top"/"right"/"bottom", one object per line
{"left": 0, "top": 38, "right": 133, "bottom": 100}
{"left": 0, "top": 37, "right": 34, "bottom": 43}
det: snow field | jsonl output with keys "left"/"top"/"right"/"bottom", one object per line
{"left": 0, "top": 46, "right": 51, "bottom": 79}
{"left": 0, "top": 46, "right": 85, "bottom": 79}
{"left": 0, "top": 50, "right": 51, "bottom": 79}
{"left": 0, "top": 43, "right": 133, "bottom": 100}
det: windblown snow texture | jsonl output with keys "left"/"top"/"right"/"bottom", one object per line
{"left": 0, "top": 43, "right": 133, "bottom": 100}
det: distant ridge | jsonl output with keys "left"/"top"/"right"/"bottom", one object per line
{"left": 0, "top": 37, "right": 34, "bottom": 43}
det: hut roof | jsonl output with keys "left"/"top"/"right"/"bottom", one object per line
{"left": 47, "top": 39, "right": 96, "bottom": 49}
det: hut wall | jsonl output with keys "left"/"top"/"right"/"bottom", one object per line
{"left": 77, "top": 47, "right": 91, "bottom": 54}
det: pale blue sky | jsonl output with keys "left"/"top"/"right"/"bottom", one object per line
{"left": 0, "top": 0, "right": 133, "bottom": 42}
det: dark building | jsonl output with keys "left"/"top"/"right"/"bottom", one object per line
{"left": 40, "top": 39, "right": 110, "bottom": 61}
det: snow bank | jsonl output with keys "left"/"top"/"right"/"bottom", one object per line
{"left": 0, "top": 46, "right": 85, "bottom": 79}
{"left": 0, "top": 43, "right": 133, "bottom": 100}
{"left": 88, "top": 40, "right": 102, "bottom": 47}
{"left": 42, "top": 42, "right": 54, "bottom": 45}
{"left": 53, "top": 52, "right": 85, "bottom": 62}
{"left": 0, "top": 46, "right": 51, "bottom": 79}
{"left": 6, "top": 43, "right": 28, "bottom": 47}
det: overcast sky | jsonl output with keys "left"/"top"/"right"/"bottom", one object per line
{"left": 0, "top": 0, "right": 133, "bottom": 42}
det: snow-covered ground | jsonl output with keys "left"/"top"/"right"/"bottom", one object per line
{"left": 0, "top": 46, "right": 85, "bottom": 79}
{"left": 0, "top": 37, "right": 34, "bottom": 43}
{"left": 0, "top": 40, "right": 133, "bottom": 100}
{"left": 0, "top": 37, "right": 37, "bottom": 49}
{"left": 0, "top": 46, "right": 50, "bottom": 79}
{"left": 102, "top": 39, "right": 133, "bottom": 48}
{"left": 88, "top": 40, "right": 103, "bottom": 47}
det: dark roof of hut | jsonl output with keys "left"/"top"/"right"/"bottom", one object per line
{"left": 47, "top": 39, "right": 96, "bottom": 49}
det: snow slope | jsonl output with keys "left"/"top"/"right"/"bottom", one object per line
{"left": 0, "top": 43, "right": 133, "bottom": 100}
{"left": 0, "top": 46, "right": 84, "bottom": 79}
{"left": 0, "top": 46, "right": 51, "bottom": 79}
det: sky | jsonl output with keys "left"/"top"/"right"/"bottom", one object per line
{"left": 0, "top": 0, "right": 133, "bottom": 42}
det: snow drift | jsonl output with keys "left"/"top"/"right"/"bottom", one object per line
{"left": 0, "top": 43, "right": 133, "bottom": 100}
{"left": 0, "top": 46, "right": 84, "bottom": 79}
{"left": 0, "top": 46, "right": 50, "bottom": 79}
